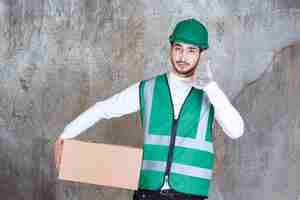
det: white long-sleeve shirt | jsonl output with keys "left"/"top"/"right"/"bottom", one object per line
{"left": 60, "top": 72, "right": 244, "bottom": 139}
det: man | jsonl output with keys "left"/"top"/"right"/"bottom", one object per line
{"left": 54, "top": 18, "right": 244, "bottom": 200}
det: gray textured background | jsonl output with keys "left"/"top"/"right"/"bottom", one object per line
{"left": 0, "top": 0, "right": 299, "bottom": 200}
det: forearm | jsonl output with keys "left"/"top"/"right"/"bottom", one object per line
{"left": 60, "top": 82, "right": 140, "bottom": 139}
{"left": 204, "top": 82, "right": 244, "bottom": 139}
{"left": 60, "top": 101, "right": 112, "bottom": 139}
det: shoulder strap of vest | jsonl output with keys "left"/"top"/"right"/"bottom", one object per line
{"left": 139, "top": 73, "right": 167, "bottom": 126}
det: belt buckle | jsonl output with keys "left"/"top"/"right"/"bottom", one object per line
{"left": 160, "top": 189, "right": 168, "bottom": 195}
{"left": 160, "top": 189, "right": 173, "bottom": 197}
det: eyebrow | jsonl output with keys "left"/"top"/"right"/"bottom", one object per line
{"left": 172, "top": 43, "right": 198, "bottom": 51}
{"left": 173, "top": 43, "right": 183, "bottom": 47}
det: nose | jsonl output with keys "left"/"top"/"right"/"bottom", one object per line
{"left": 178, "top": 50, "right": 186, "bottom": 61}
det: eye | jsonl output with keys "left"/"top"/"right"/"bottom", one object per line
{"left": 188, "top": 49, "right": 198, "bottom": 53}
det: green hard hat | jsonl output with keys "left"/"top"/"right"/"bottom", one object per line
{"left": 169, "top": 18, "right": 209, "bottom": 49}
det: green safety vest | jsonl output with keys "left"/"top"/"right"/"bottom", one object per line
{"left": 138, "top": 73, "right": 215, "bottom": 197}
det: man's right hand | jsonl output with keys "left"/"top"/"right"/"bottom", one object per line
{"left": 191, "top": 58, "right": 214, "bottom": 90}
{"left": 54, "top": 137, "right": 64, "bottom": 170}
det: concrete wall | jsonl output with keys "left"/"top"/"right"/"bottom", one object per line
{"left": 218, "top": 43, "right": 300, "bottom": 200}
{"left": 0, "top": 0, "right": 299, "bottom": 199}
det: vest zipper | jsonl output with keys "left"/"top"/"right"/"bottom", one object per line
{"left": 165, "top": 118, "right": 178, "bottom": 176}
{"left": 162, "top": 74, "right": 194, "bottom": 188}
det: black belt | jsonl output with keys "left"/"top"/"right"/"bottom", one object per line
{"left": 134, "top": 189, "right": 207, "bottom": 200}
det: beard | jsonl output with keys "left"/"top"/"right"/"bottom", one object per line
{"left": 173, "top": 63, "right": 197, "bottom": 77}
{"left": 170, "top": 58, "right": 200, "bottom": 78}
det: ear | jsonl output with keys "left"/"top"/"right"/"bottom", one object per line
{"left": 168, "top": 49, "right": 172, "bottom": 63}
{"left": 169, "top": 45, "right": 174, "bottom": 56}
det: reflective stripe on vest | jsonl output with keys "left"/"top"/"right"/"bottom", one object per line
{"left": 142, "top": 160, "right": 212, "bottom": 180}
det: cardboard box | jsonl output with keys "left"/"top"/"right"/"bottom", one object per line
{"left": 59, "top": 140, "right": 143, "bottom": 190}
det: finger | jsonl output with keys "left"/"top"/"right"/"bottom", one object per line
{"left": 206, "top": 59, "right": 213, "bottom": 79}
{"left": 54, "top": 139, "right": 60, "bottom": 169}
{"left": 58, "top": 139, "right": 64, "bottom": 169}
{"left": 54, "top": 139, "right": 58, "bottom": 168}
{"left": 58, "top": 139, "right": 64, "bottom": 168}
{"left": 54, "top": 138, "right": 64, "bottom": 169}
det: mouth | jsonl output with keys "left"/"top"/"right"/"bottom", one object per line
{"left": 176, "top": 62, "right": 190, "bottom": 67}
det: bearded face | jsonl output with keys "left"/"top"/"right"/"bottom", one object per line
{"left": 170, "top": 42, "right": 202, "bottom": 78}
